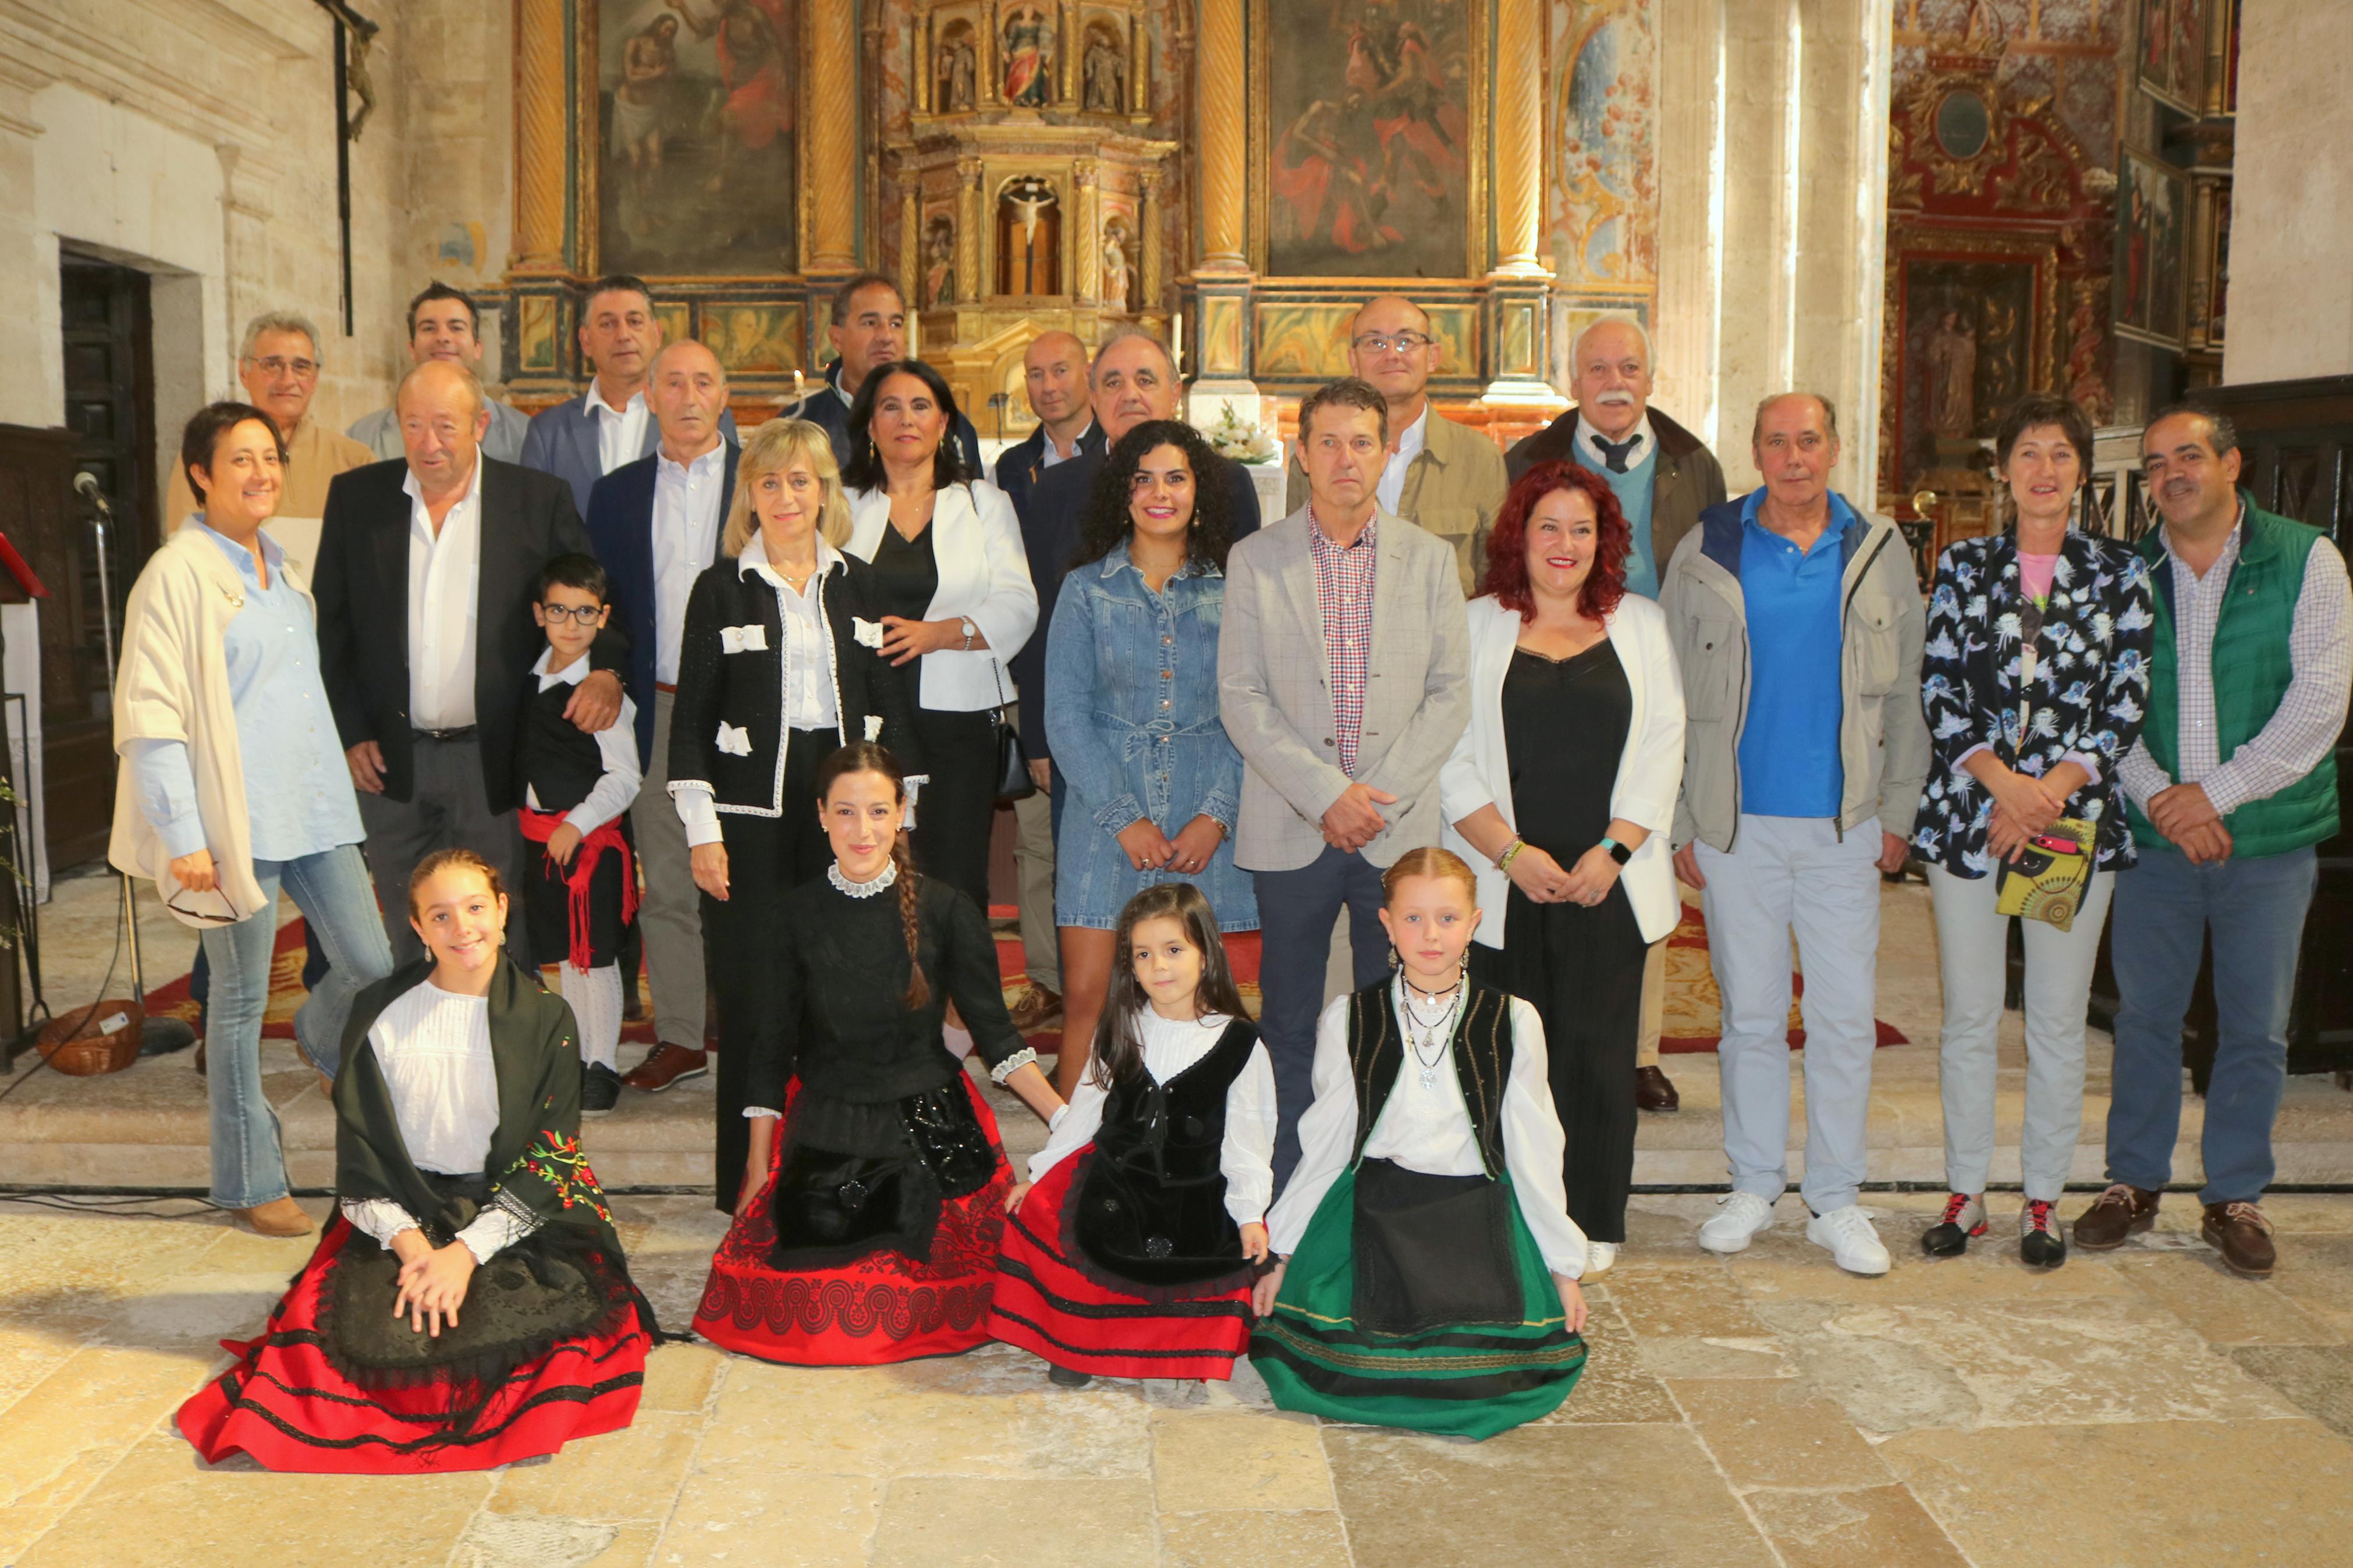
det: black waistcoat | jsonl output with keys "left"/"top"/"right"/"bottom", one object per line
{"left": 1071, "top": 1018, "right": 1262, "bottom": 1293}
{"left": 1346, "top": 980, "right": 1516, "bottom": 1175}
{"left": 516, "top": 677, "right": 604, "bottom": 815}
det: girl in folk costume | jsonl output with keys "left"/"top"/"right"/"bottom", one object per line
{"left": 176, "top": 850, "right": 656, "bottom": 1473}
{"left": 694, "top": 744, "right": 1064, "bottom": 1364}
{"left": 989, "top": 884, "right": 1277, "bottom": 1390}
{"left": 1250, "top": 849, "right": 1590, "bottom": 1440}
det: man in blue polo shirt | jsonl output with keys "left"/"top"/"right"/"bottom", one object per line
{"left": 1659, "top": 392, "right": 1929, "bottom": 1276}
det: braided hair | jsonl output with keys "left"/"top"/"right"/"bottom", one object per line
{"left": 814, "top": 741, "right": 930, "bottom": 1007}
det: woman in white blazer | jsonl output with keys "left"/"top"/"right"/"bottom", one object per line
{"left": 843, "top": 359, "right": 1038, "bottom": 908}
{"left": 1440, "top": 461, "right": 1685, "bottom": 1277}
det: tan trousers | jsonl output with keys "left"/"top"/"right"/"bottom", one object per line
{"left": 1009, "top": 705, "right": 1060, "bottom": 991}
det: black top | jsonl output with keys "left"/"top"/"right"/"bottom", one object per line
{"left": 516, "top": 678, "right": 606, "bottom": 815}
{"left": 868, "top": 520, "right": 941, "bottom": 624}
{"left": 1076, "top": 1018, "right": 1263, "bottom": 1289}
{"left": 1504, "top": 641, "right": 1631, "bottom": 862}
{"left": 746, "top": 873, "right": 1025, "bottom": 1144}
{"left": 1345, "top": 982, "right": 1516, "bottom": 1178}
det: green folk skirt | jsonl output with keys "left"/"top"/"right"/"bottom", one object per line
{"left": 1249, "top": 1168, "right": 1586, "bottom": 1441}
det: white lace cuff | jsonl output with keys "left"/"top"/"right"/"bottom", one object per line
{"left": 988, "top": 1045, "right": 1039, "bottom": 1084}
{"left": 744, "top": 1105, "right": 782, "bottom": 1119}
{"left": 455, "top": 1187, "right": 544, "bottom": 1265}
{"left": 340, "top": 1197, "right": 423, "bottom": 1249}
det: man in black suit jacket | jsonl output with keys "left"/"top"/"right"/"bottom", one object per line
{"left": 317, "top": 361, "right": 627, "bottom": 965}
{"left": 799, "top": 273, "right": 984, "bottom": 477}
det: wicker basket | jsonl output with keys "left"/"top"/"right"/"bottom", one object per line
{"left": 36, "top": 999, "right": 145, "bottom": 1076}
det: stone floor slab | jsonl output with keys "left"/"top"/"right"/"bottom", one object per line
{"left": 636, "top": 1341, "right": 724, "bottom": 1413}
{"left": 1744, "top": 1484, "right": 1972, "bottom": 1568}
{"left": 1882, "top": 1417, "right": 2353, "bottom": 1567}
{"left": 2111, "top": 1250, "right": 2343, "bottom": 1346}
{"left": 0, "top": 1345, "right": 214, "bottom": 1560}
{"left": 485, "top": 1410, "right": 700, "bottom": 1524}
{"left": 1325, "top": 1423, "right": 1777, "bottom": 1568}
{"left": 658, "top": 1469, "right": 882, "bottom": 1567}
{"left": 1670, "top": 1377, "right": 1896, "bottom": 1489}
{"left": 2263, "top": 1236, "right": 2353, "bottom": 1336}
{"left": 867, "top": 1475, "right": 1156, "bottom": 1567}
{"left": 1151, "top": 1408, "right": 1333, "bottom": 1512}
{"left": 2230, "top": 1345, "right": 2353, "bottom": 1439}
{"left": 1606, "top": 1260, "right": 1764, "bottom": 1339}
{"left": 1159, "top": 1509, "right": 1354, "bottom": 1568}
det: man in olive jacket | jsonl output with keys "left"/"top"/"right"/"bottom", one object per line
{"left": 1659, "top": 392, "right": 1928, "bottom": 1279}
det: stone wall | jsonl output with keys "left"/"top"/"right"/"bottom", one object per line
{"left": 2224, "top": 1, "right": 2353, "bottom": 384}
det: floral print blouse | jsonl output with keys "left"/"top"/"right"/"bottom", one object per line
{"left": 1914, "top": 529, "right": 2155, "bottom": 876}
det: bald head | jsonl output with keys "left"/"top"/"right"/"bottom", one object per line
{"left": 1346, "top": 295, "right": 1439, "bottom": 414}
{"left": 650, "top": 339, "right": 729, "bottom": 463}
{"left": 396, "top": 360, "right": 491, "bottom": 497}
{"left": 1023, "top": 330, "right": 1090, "bottom": 438}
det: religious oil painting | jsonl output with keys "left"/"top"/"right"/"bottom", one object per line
{"left": 1547, "top": 0, "right": 1659, "bottom": 295}
{"left": 1897, "top": 258, "right": 2037, "bottom": 488}
{"left": 1252, "top": 300, "right": 1475, "bottom": 380}
{"left": 2135, "top": 0, "right": 2204, "bottom": 115}
{"left": 596, "top": 0, "right": 798, "bottom": 276}
{"left": 2113, "top": 144, "right": 2188, "bottom": 347}
{"left": 1264, "top": 0, "right": 1472, "bottom": 279}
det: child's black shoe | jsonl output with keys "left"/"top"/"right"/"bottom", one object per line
{"left": 581, "top": 1062, "right": 623, "bottom": 1116}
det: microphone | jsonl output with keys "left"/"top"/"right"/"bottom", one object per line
{"left": 73, "top": 471, "right": 114, "bottom": 517}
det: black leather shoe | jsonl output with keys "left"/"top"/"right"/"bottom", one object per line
{"left": 2020, "top": 1199, "right": 2067, "bottom": 1268}
{"left": 1921, "top": 1193, "right": 1986, "bottom": 1257}
{"left": 1635, "top": 1065, "right": 1680, "bottom": 1112}
{"left": 1047, "top": 1364, "right": 1093, "bottom": 1388}
{"left": 581, "top": 1062, "right": 623, "bottom": 1115}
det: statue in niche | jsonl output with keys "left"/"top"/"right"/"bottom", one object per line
{"left": 1002, "top": 4, "right": 1052, "bottom": 108}
{"left": 1925, "top": 309, "right": 1978, "bottom": 440}
{"left": 924, "top": 216, "right": 957, "bottom": 308}
{"left": 996, "top": 176, "right": 1059, "bottom": 294}
{"left": 1101, "top": 221, "right": 1133, "bottom": 312}
{"left": 936, "top": 27, "right": 977, "bottom": 112}
{"left": 1083, "top": 26, "right": 1126, "bottom": 113}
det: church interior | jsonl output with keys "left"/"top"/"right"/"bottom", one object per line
{"left": 0, "top": 1, "right": 2350, "bottom": 1563}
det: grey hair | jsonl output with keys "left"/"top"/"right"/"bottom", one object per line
{"left": 239, "top": 310, "right": 324, "bottom": 362}
{"left": 1091, "top": 327, "right": 1177, "bottom": 383}
{"left": 2145, "top": 401, "right": 2239, "bottom": 460}
{"left": 1568, "top": 312, "right": 1654, "bottom": 372}
{"left": 1750, "top": 390, "right": 1840, "bottom": 445}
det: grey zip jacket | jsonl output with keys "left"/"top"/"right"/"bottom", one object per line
{"left": 1658, "top": 492, "right": 1930, "bottom": 853}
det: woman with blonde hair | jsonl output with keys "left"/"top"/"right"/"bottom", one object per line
{"left": 668, "top": 417, "right": 927, "bottom": 1204}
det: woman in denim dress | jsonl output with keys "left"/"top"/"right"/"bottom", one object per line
{"left": 1045, "top": 419, "right": 1258, "bottom": 1094}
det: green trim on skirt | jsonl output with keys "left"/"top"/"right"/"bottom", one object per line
{"left": 1249, "top": 1168, "right": 1586, "bottom": 1440}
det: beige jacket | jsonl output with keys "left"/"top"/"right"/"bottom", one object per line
{"left": 1287, "top": 406, "right": 1509, "bottom": 597}
{"left": 165, "top": 415, "right": 376, "bottom": 533}
{"left": 107, "top": 525, "right": 304, "bottom": 926}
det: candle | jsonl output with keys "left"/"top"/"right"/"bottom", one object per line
{"left": 1173, "top": 312, "right": 1183, "bottom": 378}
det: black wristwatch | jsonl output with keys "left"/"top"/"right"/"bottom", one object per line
{"left": 1599, "top": 836, "right": 1634, "bottom": 866}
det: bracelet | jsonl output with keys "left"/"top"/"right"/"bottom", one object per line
{"left": 1496, "top": 838, "right": 1526, "bottom": 872}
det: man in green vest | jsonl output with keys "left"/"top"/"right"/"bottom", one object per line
{"left": 2074, "top": 407, "right": 2351, "bottom": 1277}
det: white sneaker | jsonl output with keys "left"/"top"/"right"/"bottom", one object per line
{"left": 1697, "top": 1192, "right": 1776, "bottom": 1254}
{"left": 1583, "top": 1241, "right": 1619, "bottom": 1278}
{"left": 1806, "top": 1205, "right": 1891, "bottom": 1276}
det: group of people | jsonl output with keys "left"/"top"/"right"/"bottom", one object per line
{"left": 107, "top": 271, "right": 2348, "bottom": 1470}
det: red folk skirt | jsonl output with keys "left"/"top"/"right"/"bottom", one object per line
{"left": 175, "top": 1219, "right": 650, "bottom": 1474}
{"left": 694, "top": 1075, "right": 1012, "bottom": 1366}
{"left": 986, "top": 1149, "right": 1256, "bottom": 1381}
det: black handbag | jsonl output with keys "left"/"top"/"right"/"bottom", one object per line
{"left": 989, "top": 656, "right": 1037, "bottom": 803}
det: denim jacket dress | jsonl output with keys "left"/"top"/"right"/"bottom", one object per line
{"left": 1044, "top": 542, "right": 1258, "bottom": 930}
{"left": 1913, "top": 528, "right": 2155, "bottom": 876}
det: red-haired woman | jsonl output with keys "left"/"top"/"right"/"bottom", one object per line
{"left": 1438, "top": 462, "right": 1686, "bottom": 1276}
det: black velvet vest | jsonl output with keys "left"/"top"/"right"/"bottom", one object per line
{"left": 1346, "top": 980, "right": 1516, "bottom": 1176}
{"left": 1071, "top": 1018, "right": 1261, "bottom": 1292}
{"left": 516, "top": 677, "right": 604, "bottom": 814}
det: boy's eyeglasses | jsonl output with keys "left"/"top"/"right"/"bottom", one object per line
{"left": 538, "top": 605, "right": 605, "bottom": 625}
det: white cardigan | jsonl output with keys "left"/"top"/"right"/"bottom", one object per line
{"left": 845, "top": 478, "right": 1038, "bottom": 712}
{"left": 1438, "top": 593, "right": 1686, "bottom": 946}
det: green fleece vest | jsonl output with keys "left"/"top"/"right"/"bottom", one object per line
{"left": 2128, "top": 496, "right": 2339, "bottom": 859}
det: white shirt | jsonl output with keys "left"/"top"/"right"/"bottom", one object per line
{"left": 336, "top": 979, "right": 542, "bottom": 1264}
{"left": 584, "top": 381, "right": 651, "bottom": 477}
{"left": 1266, "top": 980, "right": 1588, "bottom": 1278}
{"left": 1028, "top": 1011, "right": 1279, "bottom": 1228}
{"left": 1042, "top": 418, "right": 1095, "bottom": 468}
{"left": 1571, "top": 411, "right": 1659, "bottom": 477}
{"left": 652, "top": 442, "right": 729, "bottom": 684}
{"left": 672, "top": 533, "right": 848, "bottom": 849}
{"left": 404, "top": 460, "right": 484, "bottom": 729}
{"left": 1376, "top": 403, "right": 1430, "bottom": 518}
{"left": 525, "top": 649, "right": 644, "bottom": 834}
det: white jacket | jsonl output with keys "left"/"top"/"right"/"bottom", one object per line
{"left": 845, "top": 478, "right": 1038, "bottom": 712}
{"left": 1439, "top": 593, "right": 1687, "bottom": 945}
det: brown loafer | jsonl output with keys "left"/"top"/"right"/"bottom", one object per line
{"left": 622, "top": 1043, "right": 709, "bottom": 1092}
{"left": 2072, "top": 1182, "right": 2160, "bottom": 1250}
{"left": 1635, "top": 1065, "right": 1680, "bottom": 1112}
{"left": 1007, "top": 982, "right": 1063, "bottom": 1033}
{"left": 2202, "top": 1200, "right": 2277, "bottom": 1277}
{"left": 234, "top": 1196, "right": 314, "bottom": 1238}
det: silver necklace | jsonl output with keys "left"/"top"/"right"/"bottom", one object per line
{"left": 828, "top": 859, "right": 898, "bottom": 898}
{"left": 1399, "top": 973, "right": 1463, "bottom": 1090}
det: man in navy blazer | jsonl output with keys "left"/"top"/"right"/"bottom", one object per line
{"left": 519, "top": 273, "right": 739, "bottom": 515}
{"left": 799, "top": 272, "right": 983, "bottom": 477}
{"left": 581, "top": 340, "right": 738, "bottom": 1096}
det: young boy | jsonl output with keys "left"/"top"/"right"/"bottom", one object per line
{"left": 519, "top": 553, "right": 642, "bottom": 1113}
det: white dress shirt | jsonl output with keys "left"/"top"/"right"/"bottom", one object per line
{"left": 1266, "top": 980, "right": 1588, "bottom": 1279}
{"left": 1027, "top": 1011, "right": 1279, "bottom": 1228}
{"left": 525, "top": 649, "right": 644, "bottom": 833}
{"left": 584, "top": 381, "right": 651, "bottom": 478}
{"left": 404, "top": 460, "right": 484, "bottom": 729}
{"left": 1376, "top": 403, "right": 1430, "bottom": 518}
{"left": 1571, "top": 411, "right": 1659, "bottom": 477}
{"left": 652, "top": 442, "right": 729, "bottom": 684}
{"left": 337, "top": 980, "right": 542, "bottom": 1264}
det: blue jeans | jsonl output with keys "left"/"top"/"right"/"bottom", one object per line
{"left": 2107, "top": 844, "right": 2317, "bottom": 1206}
{"left": 1253, "top": 844, "right": 1393, "bottom": 1188}
{"left": 200, "top": 844, "right": 395, "bottom": 1208}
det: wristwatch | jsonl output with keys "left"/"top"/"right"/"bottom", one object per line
{"left": 1599, "top": 836, "right": 1634, "bottom": 866}
{"left": 959, "top": 616, "right": 977, "bottom": 650}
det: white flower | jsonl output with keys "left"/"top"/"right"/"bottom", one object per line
{"left": 720, "top": 624, "right": 769, "bottom": 654}
{"left": 853, "top": 617, "right": 886, "bottom": 650}
{"left": 716, "top": 722, "right": 753, "bottom": 756}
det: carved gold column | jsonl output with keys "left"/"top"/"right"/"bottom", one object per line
{"left": 1194, "top": 0, "right": 1247, "bottom": 271}
{"left": 806, "top": 0, "right": 860, "bottom": 274}
{"left": 1073, "top": 159, "right": 1101, "bottom": 301}
{"left": 956, "top": 157, "right": 985, "bottom": 303}
{"left": 510, "top": 0, "right": 569, "bottom": 273}
{"left": 1490, "top": 0, "right": 1543, "bottom": 276}
{"left": 899, "top": 180, "right": 921, "bottom": 309}
{"left": 1140, "top": 169, "right": 1165, "bottom": 312}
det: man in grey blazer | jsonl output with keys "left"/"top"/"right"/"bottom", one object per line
{"left": 1219, "top": 377, "right": 1471, "bottom": 1182}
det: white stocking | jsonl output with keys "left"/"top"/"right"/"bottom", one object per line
{"left": 561, "top": 962, "right": 623, "bottom": 1072}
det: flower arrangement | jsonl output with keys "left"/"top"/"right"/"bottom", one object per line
{"left": 1204, "top": 402, "right": 1280, "bottom": 465}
